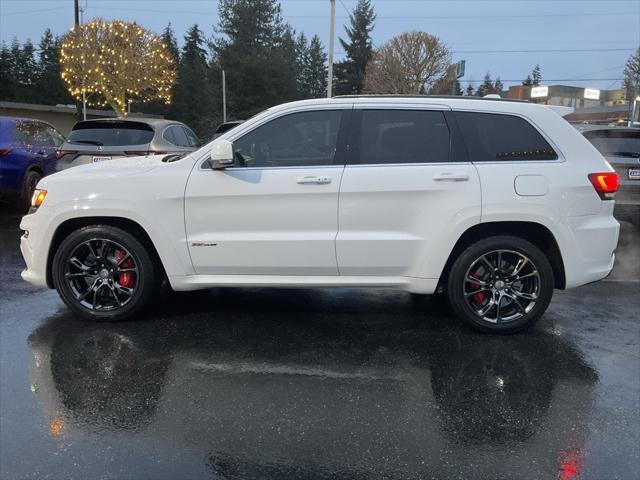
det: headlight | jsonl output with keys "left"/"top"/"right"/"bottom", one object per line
{"left": 29, "top": 189, "right": 47, "bottom": 213}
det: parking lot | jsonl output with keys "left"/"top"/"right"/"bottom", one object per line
{"left": 0, "top": 210, "right": 638, "bottom": 480}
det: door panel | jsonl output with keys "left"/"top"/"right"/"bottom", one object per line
{"left": 185, "top": 109, "right": 349, "bottom": 276}
{"left": 185, "top": 166, "right": 343, "bottom": 275}
{"left": 336, "top": 108, "right": 481, "bottom": 277}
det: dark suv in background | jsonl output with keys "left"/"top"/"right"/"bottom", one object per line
{"left": 55, "top": 118, "right": 200, "bottom": 171}
{"left": 576, "top": 125, "right": 640, "bottom": 225}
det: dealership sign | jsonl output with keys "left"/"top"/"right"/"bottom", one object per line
{"left": 531, "top": 86, "right": 549, "bottom": 98}
{"left": 584, "top": 88, "right": 600, "bottom": 100}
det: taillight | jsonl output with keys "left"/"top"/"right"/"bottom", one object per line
{"left": 588, "top": 172, "right": 619, "bottom": 200}
{"left": 0, "top": 148, "right": 12, "bottom": 157}
{"left": 55, "top": 150, "right": 77, "bottom": 159}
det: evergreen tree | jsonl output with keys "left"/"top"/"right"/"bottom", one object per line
{"left": 214, "top": 0, "right": 298, "bottom": 120}
{"left": 139, "top": 23, "right": 182, "bottom": 119}
{"left": 532, "top": 64, "right": 542, "bottom": 86}
{"left": 334, "top": 0, "right": 376, "bottom": 95}
{"left": 522, "top": 74, "right": 533, "bottom": 86}
{"left": 171, "top": 25, "right": 213, "bottom": 136}
{"left": 306, "top": 35, "right": 328, "bottom": 98}
{"left": 9, "top": 38, "right": 38, "bottom": 103}
{"left": 161, "top": 23, "right": 180, "bottom": 64}
{"left": 295, "top": 32, "right": 310, "bottom": 97}
{"left": 296, "top": 34, "right": 327, "bottom": 99}
{"left": 0, "top": 42, "right": 15, "bottom": 101}
{"left": 33, "top": 29, "right": 71, "bottom": 105}
{"left": 476, "top": 72, "right": 494, "bottom": 97}
{"left": 465, "top": 83, "right": 475, "bottom": 96}
{"left": 494, "top": 77, "right": 504, "bottom": 94}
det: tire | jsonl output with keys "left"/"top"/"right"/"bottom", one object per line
{"left": 20, "top": 169, "right": 42, "bottom": 212}
{"left": 447, "top": 235, "right": 554, "bottom": 334}
{"left": 52, "top": 225, "right": 157, "bottom": 321}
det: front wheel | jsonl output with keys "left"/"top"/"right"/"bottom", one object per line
{"left": 52, "top": 225, "right": 156, "bottom": 321}
{"left": 447, "top": 236, "right": 554, "bottom": 334}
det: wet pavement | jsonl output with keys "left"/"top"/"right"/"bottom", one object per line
{"left": 0, "top": 210, "right": 639, "bottom": 480}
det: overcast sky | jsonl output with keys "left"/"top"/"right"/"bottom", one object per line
{"left": 1, "top": 0, "right": 638, "bottom": 90}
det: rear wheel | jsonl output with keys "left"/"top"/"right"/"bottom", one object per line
{"left": 52, "top": 225, "right": 156, "bottom": 321}
{"left": 447, "top": 236, "right": 554, "bottom": 333}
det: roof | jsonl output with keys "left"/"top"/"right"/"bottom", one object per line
{"left": 73, "top": 117, "right": 179, "bottom": 129}
{"left": 0, "top": 116, "right": 58, "bottom": 129}
{"left": 261, "top": 96, "right": 557, "bottom": 118}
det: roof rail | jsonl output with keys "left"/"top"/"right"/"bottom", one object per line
{"left": 332, "top": 94, "right": 530, "bottom": 103}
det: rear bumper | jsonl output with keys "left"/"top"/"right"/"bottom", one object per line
{"left": 559, "top": 211, "right": 619, "bottom": 289}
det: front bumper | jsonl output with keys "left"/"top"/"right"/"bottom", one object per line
{"left": 20, "top": 208, "right": 52, "bottom": 288}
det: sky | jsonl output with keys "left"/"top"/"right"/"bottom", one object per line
{"left": 1, "top": 0, "right": 639, "bottom": 91}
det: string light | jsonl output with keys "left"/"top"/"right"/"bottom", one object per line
{"left": 60, "top": 18, "right": 176, "bottom": 116}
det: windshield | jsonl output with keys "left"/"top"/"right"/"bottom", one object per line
{"left": 584, "top": 130, "right": 640, "bottom": 158}
{"left": 68, "top": 121, "right": 155, "bottom": 147}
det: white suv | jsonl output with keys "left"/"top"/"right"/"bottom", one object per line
{"left": 20, "top": 96, "right": 620, "bottom": 333}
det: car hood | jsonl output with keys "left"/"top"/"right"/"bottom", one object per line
{"left": 44, "top": 154, "right": 166, "bottom": 184}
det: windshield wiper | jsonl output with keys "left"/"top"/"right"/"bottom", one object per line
{"left": 72, "top": 140, "right": 104, "bottom": 146}
{"left": 607, "top": 151, "right": 640, "bottom": 158}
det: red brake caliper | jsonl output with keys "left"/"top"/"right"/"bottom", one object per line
{"left": 470, "top": 270, "right": 486, "bottom": 305}
{"left": 114, "top": 250, "right": 135, "bottom": 288}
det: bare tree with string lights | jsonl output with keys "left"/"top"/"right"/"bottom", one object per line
{"left": 60, "top": 19, "right": 176, "bottom": 116}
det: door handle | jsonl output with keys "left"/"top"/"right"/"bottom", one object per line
{"left": 297, "top": 176, "right": 332, "bottom": 185}
{"left": 433, "top": 173, "right": 469, "bottom": 182}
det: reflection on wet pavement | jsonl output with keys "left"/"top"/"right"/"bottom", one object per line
{"left": 1, "top": 211, "right": 639, "bottom": 479}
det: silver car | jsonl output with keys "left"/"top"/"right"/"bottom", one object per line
{"left": 56, "top": 118, "right": 200, "bottom": 170}
{"left": 576, "top": 125, "right": 640, "bottom": 225}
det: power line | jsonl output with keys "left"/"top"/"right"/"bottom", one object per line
{"left": 452, "top": 48, "right": 635, "bottom": 53}
{"left": 463, "top": 78, "right": 623, "bottom": 83}
{"left": 56, "top": 5, "right": 637, "bottom": 20}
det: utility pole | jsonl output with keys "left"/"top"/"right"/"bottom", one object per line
{"left": 73, "top": 0, "right": 83, "bottom": 120}
{"left": 222, "top": 70, "right": 227, "bottom": 123}
{"left": 327, "top": 0, "right": 336, "bottom": 98}
{"left": 629, "top": 79, "right": 639, "bottom": 128}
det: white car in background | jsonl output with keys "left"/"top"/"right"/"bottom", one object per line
{"left": 20, "top": 96, "right": 620, "bottom": 333}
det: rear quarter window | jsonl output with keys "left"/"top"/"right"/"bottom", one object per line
{"left": 68, "top": 121, "right": 154, "bottom": 146}
{"left": 455, "top": 111, "right": 558, "bottom": 162}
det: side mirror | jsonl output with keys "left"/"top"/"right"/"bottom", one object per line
{"left": 207, "top": 140, "right": 234, "bottom": 169}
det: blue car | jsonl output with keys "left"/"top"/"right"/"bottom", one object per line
{"left": 0, "top": 117, "right": 65, "bottom": 209}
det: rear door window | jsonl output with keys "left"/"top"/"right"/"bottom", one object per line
{"left": 67, "top": 121, "right": 154, "bottom": 146}
{"left": 11, "top": 120, "right": 50, "bottom": 146}
{"left": 355, "top": 110, "right": 450, "bottom": 164}
{"left": 454, "top": 111, "right": 558, "bottom": 162}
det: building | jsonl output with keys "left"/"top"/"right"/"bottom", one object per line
{"left": 502, "top": 85, "right": 635, "bottom": 125}
{"left": 0, "top": 101, "right": 162, "bottom": 135}
{"left": 503, "top": 85, "right": 627, "bottom": 108}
